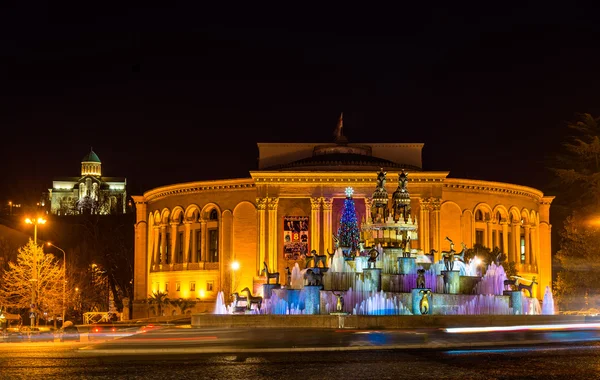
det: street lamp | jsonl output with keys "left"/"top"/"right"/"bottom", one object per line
{"left": 47, "top": 242, "right": 66, "bottom": 327}
{"left": 25, "top": 217, "right": 47, "bottom": 244}
{"left": 25, "top": 216, "right": 46, "bottom": 327}
{"left": 8, "top": 201, "right": 12, "bottom": 216}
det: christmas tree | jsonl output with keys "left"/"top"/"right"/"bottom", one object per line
{"left": 337, "top": 187, "right": 361, "bottom": 249}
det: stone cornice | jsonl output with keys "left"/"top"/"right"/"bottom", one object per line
{"left": 256, "top": 142, "right": 425, "bottom": 148}
{"left": 250, "top": 171, "right": 449, "bottom": 184}
{"left": 443, "top": 178, "right": 547, "bottom": 202}
{"left": 142, "top": 178, "right": 256, "bottom": 203}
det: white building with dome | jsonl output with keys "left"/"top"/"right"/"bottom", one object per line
{"left": 48, "top": 149, "right": 127, "bottom": 215}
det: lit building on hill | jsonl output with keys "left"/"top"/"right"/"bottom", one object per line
{"left": 48, "top": 149, "right": 127, "bottom": 216}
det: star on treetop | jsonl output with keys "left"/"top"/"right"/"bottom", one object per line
{"left": 345, "top": 187, "right": 354, "bottom": 198}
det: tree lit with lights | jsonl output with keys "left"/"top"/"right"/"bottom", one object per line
{"left": 337, "top": 187, "right": 360, "bottom": 250}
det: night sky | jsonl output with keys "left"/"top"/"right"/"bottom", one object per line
{"left": 2, "top": 3, "right": 600, "bottom": 205}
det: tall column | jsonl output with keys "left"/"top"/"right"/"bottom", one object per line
{"left": 322, "top": 197, "right": 334, "bottom": 253}
{"left": 486, "top": 221, "right": 493, "bottom": 248}
{"left": 132, "top": 196, "right": 147, "bottom": 302}
{"left": 537, "top": 197, "right": 554, "bottom": 298}
{"left": 256, "top": 197, "right": 268, "bottom": 274}
{"left": 160, "top": 225, "right": 167, "bottom": 265}
{"left": 153, "top": 226, "right": 160, "bottom": 265}
{"left": 170, "top": 223, "right": 178, "bottom": 264}
{"left": 430, "top": 198, "right": 441, "bottom": 256}
{"left": 418, "top": 198, "right": 430, "bottom": 253}
{"left": 511, "top": 222, "right": 520, "bottom": 264}
{"left": 183, "top": 221, "right": 192, "bottom": 264}
{"left": 200, "top": 220, "right": 207, "bottom": 262}
{"left": 524, "top": 224, "right": 531, "bottom": 266}
{"left": 501, "top": 222, "right": 509, "bottom": 255}
{"left": 310, "top": 197, "right": 321, "bottom": 253}
{"left": 531, "top": 226, "right": 538, "bottom": 267}
{"left": 190, "top": 226, "right": 197, "bottom": 263}
{"left": 267, "top": 197, "right": 279, "bottom": 272}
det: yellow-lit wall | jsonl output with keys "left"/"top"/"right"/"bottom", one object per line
{"left": 131, "top": 173, "right": 553, "bottom": 318}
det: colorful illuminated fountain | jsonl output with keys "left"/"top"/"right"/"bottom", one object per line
{"left": 214, "top": 169, "right": 552, "bottom": 317}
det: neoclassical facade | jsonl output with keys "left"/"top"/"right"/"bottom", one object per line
{"left": 131, "top": 135, "right": 553, "bottom": 317}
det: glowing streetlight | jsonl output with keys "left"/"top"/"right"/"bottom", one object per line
{"left": 47, "top": 242, "right": 67, "bottom": 326}
{"left": 8, "top": 201, "right": 12, "bottom": 216}
{"left": 25, "top": 216, "right": 46, "bottom": 327}
{"left": 231, "top": 261, "right": 240, "bottom": 271}
{"left": 25, "top": 217, "right": 47, "bottom": 244}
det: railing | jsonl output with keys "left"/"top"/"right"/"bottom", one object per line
{"left": 150, "top": 261, "right": 219, "bottom": 272}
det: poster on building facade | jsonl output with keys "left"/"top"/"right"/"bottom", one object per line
{"left": 283, "top": 216, "right": 309, "bottom": 260}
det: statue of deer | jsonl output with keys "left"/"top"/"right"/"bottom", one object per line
{"left": 240, "top": 287, "right": 262, "bottom": 311}
{"left": 517, "top": 276, "right": 538, "bottom": 297}
{"left": 232, "top": 292, "right": 247, "bottom": 310}
{"left": 454, "top": 242, "right": 467, "bottom": 262}
{"left": 261, "top": 262, "right": 280, "bottom": 284}
{"left": 305, "top": 250, "right": 327, "bottom": 268}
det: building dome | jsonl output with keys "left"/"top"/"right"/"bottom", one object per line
{"left": 81, "top": 149, "right": 102, "bottom": 176}
{"left": 82, "top": 149, "right": 101, "bottom": 163}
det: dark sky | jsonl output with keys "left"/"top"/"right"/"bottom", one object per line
{"left": 2, "top": 3, "right": 600, "bottom": 204}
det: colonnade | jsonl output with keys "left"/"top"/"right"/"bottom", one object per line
{"left": 150, "top": 218, "right": 211, "bottom": 268}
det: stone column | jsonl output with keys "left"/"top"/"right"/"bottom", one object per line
{"left": 267, "top": 197, "right": 279, "bottom": 272}
{"left": 200, "top": 220, "right": 207, "bottom": 262}
{"left": 419, "top": 198, "right": 430, "bottom": 253}
{"left": 310, "top": 197, "right": 321, "bottom": 253}
{"left": 322, "top": 197, "right": 334, "bottom": 253}
{"left": 524, "top": 224, "right": 531, "bottom": 266}
{"left": 153, "top": 226, "right": 160, "bottom": 265}
{"left": 531, "top": 225, "right": 538, "bottom": 267}
{"left": 132, "top": 196, "right": 147, "bottom": 303}
{"left": 486, "top": 221, "right": 493, "bottom": 248}
{"left": 430, "top": 198, "right": 441, "bottom": 256}
{"left": 183, "top": 221, "right": 192, "bottom": 264}
{"left": 190, "top": 226, "right": 197, "bottom": 263}
{"left": 511, "top": 222, "right": 520, "bottom": 264}
{"left": 170, "top": 222, "right": 178, "bottom": 264}
{"left": 501, "top": 222, "right": 509, "bottom": 256}
{"left": 160, "top": 224, "right": 167, "bottom": 264}
{"left": 256, "top": 197, "right": 268, "bottom": 274}
{"left": 538, "top": 197, "right": 554, "bottom": 298}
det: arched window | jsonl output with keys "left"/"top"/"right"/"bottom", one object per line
{"left": 496, "top": 212, "right": 502, "bottom": 223}
{"left": 209, "top": 209, "right": 218, "bottom": 220}
{"left": 475, "top": 210, "right": 483, "bottom": 221}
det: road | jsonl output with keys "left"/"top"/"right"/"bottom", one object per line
{"left": 1, "top": 327, "right": 600, "bottom": 379}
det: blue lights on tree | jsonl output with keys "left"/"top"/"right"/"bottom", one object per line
{"left": 337, "top": 187, "right": 360, "bottom": 250}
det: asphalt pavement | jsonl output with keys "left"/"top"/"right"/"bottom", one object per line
{"left": 76, "top": 324, "right": 600, "bottom": 355}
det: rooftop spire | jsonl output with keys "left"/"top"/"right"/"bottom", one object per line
{"left": 333, "top": 112, "right": 348, "bottom": 144}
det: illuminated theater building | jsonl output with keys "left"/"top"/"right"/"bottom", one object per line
{"left": 131, "top": 125, "right": 553, "bottom": 317}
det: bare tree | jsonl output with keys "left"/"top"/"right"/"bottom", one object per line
{"left": 0, "top": 239, "right": 63, "bottom": 325}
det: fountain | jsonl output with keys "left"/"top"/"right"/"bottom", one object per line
{"left": 290, "top": 263, "right": 304, "bottom": 289}
{"left": 542, "top": 286, "right": 556, "bottom": 315}
{"left": 215, "top": 170, "right": 545, "bottom": 320}
{"left": 214, "top": 291, "right": 229, "bottom": 314}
